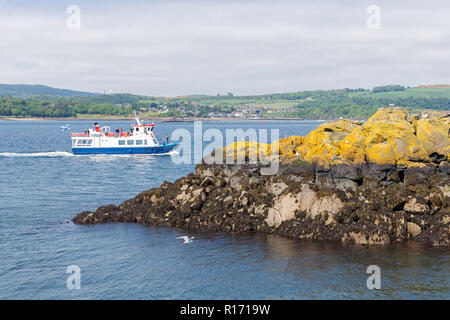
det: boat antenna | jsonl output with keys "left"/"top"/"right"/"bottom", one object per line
{"left": 134, "top": 111, "right": 142, "bottom": 126}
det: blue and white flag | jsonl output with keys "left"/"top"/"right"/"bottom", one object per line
{"left": 60, "top": 124, "right": 71, "bottom": 131}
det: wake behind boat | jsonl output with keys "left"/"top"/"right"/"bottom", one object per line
{"left": 70, "top": 114, "right": 178, "bottom": 155}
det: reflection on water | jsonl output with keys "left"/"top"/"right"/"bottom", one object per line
{"left": 259, "top": 235, "right": 449, "bottom": 299}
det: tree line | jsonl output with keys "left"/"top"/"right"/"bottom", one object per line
{"left": 1, "top": 88, "right": 449, "bottom": 119}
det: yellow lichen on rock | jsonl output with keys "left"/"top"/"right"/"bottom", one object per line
{"left": 214, "top": 107, "right": 449, "bottom": 167}
{"left": 295, "top": 119, "right": 361, "bottom": 167}
{"left": 366, "top": 142, "right": 396, "bottom": 165}
{"left": 220, "top": 140, "right": 271, "bottom": 163}
{"left": 415, "top": 119, "right": 449, "bottom": 158}
{"left": 361, "top": 113, "right": 431, "bottom": 165}
{"left": 339, "top": 127, "right": 366, "bottom": 163}
{"left": 365, "top": 107, "right": 410, "bottom": 124}
{"left": 271, "top": 136, "right": 303, "bottom": 162}
{"left": 421, "top": 110, "right": 450, "bottom": 121}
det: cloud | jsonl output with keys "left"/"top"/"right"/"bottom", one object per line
{"left": 0, "top": 0, "right": 449, "bottom": 96}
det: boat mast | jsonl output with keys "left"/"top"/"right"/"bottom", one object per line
{"left": 134, "top": 111, "right": 142, "bottom": 126}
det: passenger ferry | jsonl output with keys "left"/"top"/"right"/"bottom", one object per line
{"left": 70, "top": 114, "right": 178, "bottom": 155}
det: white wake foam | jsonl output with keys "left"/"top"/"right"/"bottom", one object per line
{"left": 0, "top": 151, "right": 74, "bottom": 157}
{"left": 0, "top": 149, "right": 179, "bottom": 158}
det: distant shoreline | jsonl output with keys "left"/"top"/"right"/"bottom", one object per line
{"left": 0, "top": 116, "right": 334, "bottom": 122}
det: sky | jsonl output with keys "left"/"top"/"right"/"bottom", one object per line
{"left": 0, "top": 0, "right": 449, "bottom": 96}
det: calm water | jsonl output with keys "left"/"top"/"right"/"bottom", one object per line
{"left": 0, "top": 120, "right": 448, "bottom": 299}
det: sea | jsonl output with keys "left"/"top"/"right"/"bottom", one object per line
{"left": 0, "top": 119, "right": 448, "bottom": 299}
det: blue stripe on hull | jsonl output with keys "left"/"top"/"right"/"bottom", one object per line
{"left": 72, "top": 143, "right": 178, "bottom": 155}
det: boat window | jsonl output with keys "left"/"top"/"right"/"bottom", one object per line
{"left": 153, "top": 138, "right": 158, "bottom": 145}
{"left": 77, "top": 139, "right": 88, "bottom": 146}
{"left": 144, "top": 140, "right": 147, "bottom": 145}
{"left": 119, "top": 140, "right": 125, "bottom": 145}
{"left": 87, "top": 139, "right": 93, "bottom": 145}
{"left": 135, "top": 127, "right": 139, "bottom": 132}
{"left": 127, "top": 140, "right": 134, "bottom": 145}
{"left": 136, "top": 140, "right": 143, "bottom": 145}
{"left": 72, "top": 139, "right": 77, "bottom": 147}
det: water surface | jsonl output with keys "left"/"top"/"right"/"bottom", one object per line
{"left": 0, "top": 120, "right": 448, "bottom": 299}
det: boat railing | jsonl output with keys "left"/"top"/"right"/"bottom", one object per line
{"left": 71, "top": 132, "right": 130, "bottom": 138}
{"left": 71, "top": 133, "right": 90, "bottom": 137}
{"left": 106, "top": 132, "right": 130, "bottom": 138}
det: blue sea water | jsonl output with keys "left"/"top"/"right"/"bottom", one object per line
{"left": 0, "top": 119, "right": 448, "bottom": 300}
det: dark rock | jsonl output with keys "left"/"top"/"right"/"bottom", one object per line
{"left": 72, "top": 162, "right": 450, "bottom": 247}
{"left": 330, "top": 164, "right": 361, "bottom": 181}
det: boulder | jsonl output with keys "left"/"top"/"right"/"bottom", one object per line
{"left": 407, "top": 222, "right": 422, "bottom": 237}
{"left": 365, "top": 107, "right": 410, "bottom": 124}
{"left": 415, "top": 119, "right": 448, "bottom": 162}
{"left": 339, "top": 127, "right": 366, "bottom": 163}
{"left": 214, "top": 107, "right": 449, "bottom": 168}
{"left": 404, "top": 198, "right": 429, "bottom": 214}
{"left": 271, "top": 136, "right": 303, "bottom": 163}
{"left": 296, "top": 120, "right": 361, "bottom": 167}
{"left": 366, "top": 143, "right": 397, "bottom": 165}
{"left": 220, "top": 140, "right": 271, "bottom": 163}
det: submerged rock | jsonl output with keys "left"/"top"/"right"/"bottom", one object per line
{"left": 73, "top": 108, "right": 449, "bottom": 247}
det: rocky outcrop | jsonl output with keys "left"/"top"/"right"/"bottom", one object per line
{"left": 73, "top": 162, "right": 450, "bottom": 246}
{"left": 73, "top": 108, "right": 449, "bottom": 246}
{"left": 270, "top": 108, "right": 449, "bottom": 167}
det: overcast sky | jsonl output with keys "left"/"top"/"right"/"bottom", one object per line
{"left": 0, "top": 0, "right": 448, "bottom": 96}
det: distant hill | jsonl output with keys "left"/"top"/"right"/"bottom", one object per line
{"left": 1, "top": 84, "right": 449, "bottom": 119}
{"left": 417, "top": 84, "right": 450, "bottom": 88}
{"left": 0, "top": 84, "right": 99, "bottom": 97}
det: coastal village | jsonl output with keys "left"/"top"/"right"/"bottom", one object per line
{"left": 141, "top": 102, "right": 269, "bottom": 119}
{"left": 2, "top": 84, "right": 449, "bottom": 120}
